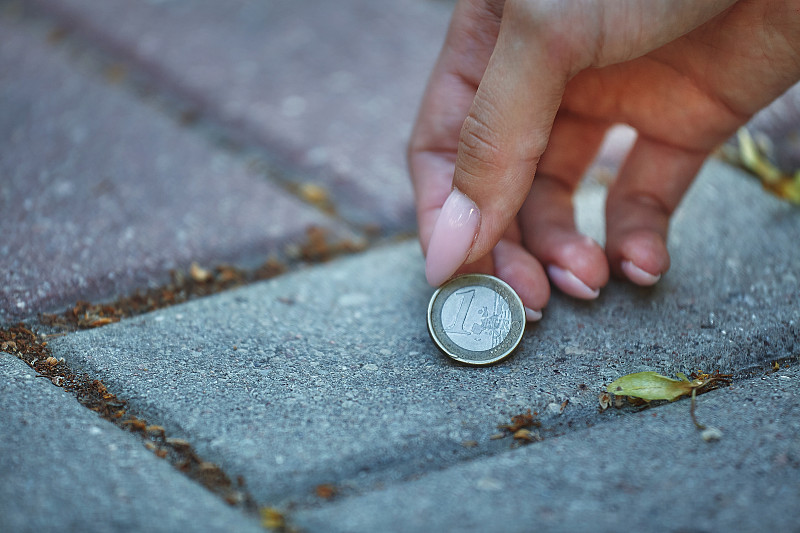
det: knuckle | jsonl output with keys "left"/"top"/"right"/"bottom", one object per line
{"left": 502, "top": 0, "right": 597, "bottom": 71}
{"left": 458, "top": 109, "right": 507, "bottom": 175}
{"left": 627, "top": 191, "right": 673, "bottom": 217}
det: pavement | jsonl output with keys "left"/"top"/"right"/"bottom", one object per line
{"left": 1, "top": 1, "right": 799, "bottom": 532}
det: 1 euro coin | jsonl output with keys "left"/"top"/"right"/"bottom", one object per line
{"left": 427, "top": 274, "right": 526, "bottom": 365}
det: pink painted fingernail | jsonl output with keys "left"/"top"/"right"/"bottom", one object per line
{"left": 546, "top": 265, "right": 600, "bottom": 299}
{"left": 621, "top": 260, "right": 661, "bottom": 286}
{"left": 425, "top": 188, "right": 480, "bottom": 286}
{"left": 525, "top": 308, "right": 543, "bottom": 322}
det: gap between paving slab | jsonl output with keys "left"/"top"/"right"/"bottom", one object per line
{"left": 292, "top": 364, "right": 800, "bottom": 533}
{"left": 5, "top": 1, "right": 798, "bottom": 528}
{"left": 0, "top": 355, "right": 265, "bottom": 533}
{"left": 1, "top": 323, "right": 264, "bottom": 514}
{"left": 43, "top": 161, "right": 799, "bottom": 514}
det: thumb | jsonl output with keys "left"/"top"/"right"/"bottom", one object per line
{"left": 425, "top": 3, "right": 568, "bottom": 286}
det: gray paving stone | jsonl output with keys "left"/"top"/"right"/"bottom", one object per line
{"left": 0, "top": 355, "right": 263, "bottom": 533}
{"left": 46, "top": 161, "right": 799, "bottom": 512}
{"left": 0, "top": 12, "right": 357, "bottom": 322}
{"left": 293, "top": 364, "right": 800, "bottom": 533}
{"left": 27, "top": 0, "right": 455, "bottom": 230}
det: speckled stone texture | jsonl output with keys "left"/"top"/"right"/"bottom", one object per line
{"left": 0, "top": 355, "right": 264, "bottom": 533}
{"left": 293, "top": 364, "right": 800, "bottom": 533}
{"left": 0, "top": 13, "right": 358, "bottom": 322}
{"left": 3, "top": 0, "right": 800, "bottom": 530}
{"left": 27, "top": 0, "right": 455, "bottom": 230}
{"left": 45, "top": 162, "right": 799, "bottom": 519}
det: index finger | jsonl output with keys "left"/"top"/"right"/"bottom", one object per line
{"left": 407, "top": 0, "right": 504, "bottom": 255}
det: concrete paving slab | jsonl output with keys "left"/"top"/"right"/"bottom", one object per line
{"left": 0, "top": 354, "right": 263, "bottom": 533}
{"left": 293, "top": 364, "right": 800, "bottom": 533}
{"left": 0, "top": 12, "right": 358, "bottom": 322}
{"left": 46, "top": 161, "right": 799, "bottom": 510}
{"left": 26, "top": 0, "right": 455, "bottom": 231}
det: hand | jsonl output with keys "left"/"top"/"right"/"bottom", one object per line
{"left": 408, "top": 0, "right": 800, "bottom": 319}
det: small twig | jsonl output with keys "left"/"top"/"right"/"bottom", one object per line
{"left": 690, "top": 388, "right": 706, "bottom": 430}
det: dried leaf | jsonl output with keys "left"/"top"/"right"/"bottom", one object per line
{"left": 315, "top": 483, "right": 337, "bottom": 499}
{"left": 598, "top": 392, "right": 611, "bottom": 410}
{"left": 260, "top": 507, "right": 285, "bottom": 530}
{"left": 146, "top": 425, "right": 165, "bottom": 437}
{"left": 607, "top": 370, "right": 732, "bottom": 435}
{"left": 86, "top": 317, "right": 118, "bottom": 328}
{"left": 736, "top": 128, "right": 800, "bottom": 204}
{"left": 165, "top": 438, "right": 191, "bottom": 451}
{"left": 299, "top": 183, "right": 329, "bottom": 206}
{"left": 497, "top": 409, "right": 539, "bottom": 432}
{"left": 607, "top": 371, "right": 694, "bottom": 402}
{"left": 189, "top": 262, "right": 213, "bottom": 283}
{"left": 512, "top": 428, "right": 540, "bottom": 443}
{"left": 1, "top": 340, "right": 17, "bottom": 352}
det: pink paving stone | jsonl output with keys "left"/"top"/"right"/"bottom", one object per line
{"left": 28, "top": 0, "right": 455, "bottom": 231}
{"left": 26, "top": 0, "right": 799, "bottom": 225}
{"left": 0, "top": 14, "right": 359, "bottom": 322}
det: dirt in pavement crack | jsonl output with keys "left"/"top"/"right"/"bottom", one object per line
{"left": 1, "top": 323, "right": 259, "bottom": 514}
{"left": 36, "top": 226, "right": 367, "bottom": 334}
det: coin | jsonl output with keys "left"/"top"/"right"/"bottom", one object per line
{"left": 427, "top": 274, "right": 526, "bottom": 365}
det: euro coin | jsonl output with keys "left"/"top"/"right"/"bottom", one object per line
{"left": 427, "top": 274, "right": 526, "bottom": 365}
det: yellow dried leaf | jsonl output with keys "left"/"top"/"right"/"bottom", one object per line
{"left": 299, "top": 183, "right": 329, "bottom": 206}
{"left": 189, "top": 262, "right": 213, "bottom": 283}
{"left": 606, "top": 371, "right": 694, "bottom": 402}
{"left": 260, "top": 507, "right": 285, "bottom": 530}
{"left": 737, "top": 128, "right": 782, "bottom": 184}
{"left": 770, "top": 173, "right": 800, "bottom": 204}
{"left": 736, "top": 128, "right": 800, "bottom": 204}
{"left": 87, "top": 317, "right": 117, "bottom": 328}
{"left": 513, "top": 429, "right": 533, "bottom": 441}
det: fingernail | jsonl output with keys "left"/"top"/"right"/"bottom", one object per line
{"left": 425, "top": 188, "right": 480, "bottom": 286}
{"left": 525, "top": 308, "right": 543, "bottom": 322}
{"left": 546, "top": 265, "right": 600, "bottom": 299}
{"left": 621, "top": 260, "right": 661, "bottom": 286}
